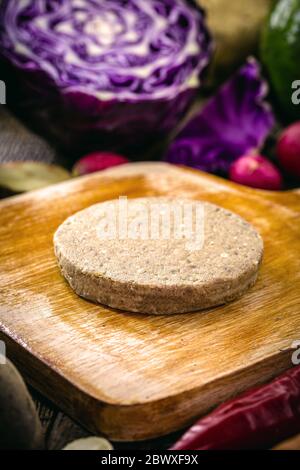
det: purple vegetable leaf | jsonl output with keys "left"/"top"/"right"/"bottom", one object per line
{"left": 165, "top": 57, "right": 275, "bottom": 174}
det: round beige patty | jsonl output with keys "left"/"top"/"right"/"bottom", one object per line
{"left": 54, "top": 197, "right": 263, "bottom": 315}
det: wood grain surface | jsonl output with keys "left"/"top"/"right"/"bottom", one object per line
{"left": 273, "top": 433, "right": 300, "bottom": 451}
{"left": 0, "top": 162, "right": 299, "bottom": 441}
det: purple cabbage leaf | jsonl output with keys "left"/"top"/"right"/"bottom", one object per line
{"left": 165, "top": 58, "right": 275, "bottom": 174}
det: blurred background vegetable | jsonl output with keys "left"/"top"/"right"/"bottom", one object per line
{"left": 229, "top": 154, "right": 283, "bottom": 191}
{"left": 0, "top": 161, "right": 71, "bottom": 196}
{"left": 165, "top": 58, "right": 275, "bottom": 175}
{"left": 261, "top": 0, "right": 300, "bottom": 122}
{"left": 277, "top": 122, "right": 300, "bottom": 179}
{"left": 198, "top": 0, "right": 273, "bottom": 84}
{"left": 0, "top": 359, "right": 44, "bottom": 450}
{"left": 63, "top": 437, "right": 113, "bottom": 451}
{"left": 73, "top": 152, "right": 129, "bottom": 176}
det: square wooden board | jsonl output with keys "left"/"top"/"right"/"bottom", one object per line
{"left": 0, "top": 162, "right": 299, "bottom": 441}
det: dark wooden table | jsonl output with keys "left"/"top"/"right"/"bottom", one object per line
{"left": 32, "top": 388, "right": 179, "bottom": 450}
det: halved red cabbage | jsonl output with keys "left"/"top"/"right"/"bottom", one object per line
{"left": 0, "top": 0, "right": 212, "bottom": 151}
{"left": 165, "top": 58, "right": 275, "bottom": 174}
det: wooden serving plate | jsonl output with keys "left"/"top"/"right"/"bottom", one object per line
{"left": 0, "top": 162, "right": 299, "bottom": 441}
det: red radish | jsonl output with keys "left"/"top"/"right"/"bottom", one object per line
{"left": 277, "top": 122, "right": 300, "bottom": 179}
{"left": 229, "top": 154, "right": 283, "bottom": 191}
{"left": 73, "top": 152, "right": 129, "bottom": 176}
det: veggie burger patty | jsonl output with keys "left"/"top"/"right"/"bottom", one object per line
{"left": 54, "top": 197, "right": 263, "bottom": 314}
